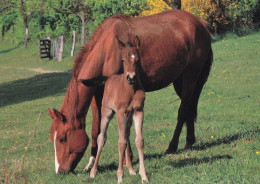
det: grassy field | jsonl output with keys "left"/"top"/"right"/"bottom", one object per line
{"left": 0, "top": 31, "right": 259, "bottom": 184}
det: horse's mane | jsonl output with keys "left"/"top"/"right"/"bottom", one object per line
{"left": 73, "top": 14, "right": 133, "bottom": 79}
{"left": 61, "top": 77, "right": 79, "bottom": 128}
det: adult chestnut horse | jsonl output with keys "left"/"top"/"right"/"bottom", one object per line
{"left": 48, "top": 10, "right": 213, "bottom": 174}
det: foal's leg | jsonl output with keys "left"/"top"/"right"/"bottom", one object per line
{"left": 125, "top": 116, "right": 136, "bottom": 175}
{"left": 85, "top": 87, "right": 104, "bottom": 171}
{"left": 133, "top": 110, "right": 148, "bottom": 182}
{"left": 116, "top": 110, "right": 128, "bottom": 183}
{"left": 90, "top": 108, "right": 114, "bottom": 178}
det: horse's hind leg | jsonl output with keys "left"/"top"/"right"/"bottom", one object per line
{"left": 166, "top": 68, "right": 200, "bottom": 154}
{"left": 185, "top": 49, "right": 213, "bottom": 149}
{"left": 90, "top": 108, "right": 114, "bottom": 178}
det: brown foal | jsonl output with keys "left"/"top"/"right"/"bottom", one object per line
{"left": 81, "top": 36, "right": 148, "bottom": 183}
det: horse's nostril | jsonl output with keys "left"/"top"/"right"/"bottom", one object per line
{"left": 58, "top": 170, "right": 64, "bottom": 175}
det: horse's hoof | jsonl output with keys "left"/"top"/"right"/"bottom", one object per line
{"left": 84, "top": 156, "right": 95, "bottom": 172}
{"left": 165, "top": 147, "right": 177, "bottom": 155}
{"left": 184, "top": 143, "right": 193, "bottom": 150}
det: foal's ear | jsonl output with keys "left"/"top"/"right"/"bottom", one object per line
{"left": 134, "top": 35, "right": 140, "bottom": 50}
{"left": 115, "top": 35, "right": 126, "bottom": 50}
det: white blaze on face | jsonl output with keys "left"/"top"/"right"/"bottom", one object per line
{"left": 54, "top": 131, "right": 60, "bottom": 174}
{"left": 130, "top": 53, "right": 135, "bottom": 60}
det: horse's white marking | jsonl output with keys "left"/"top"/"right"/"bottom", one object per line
{"left": 54, "top": 131, "right": 60, "bottom": 174}
{"left": 84, "top": 156, "right": 96, "bottom": 171}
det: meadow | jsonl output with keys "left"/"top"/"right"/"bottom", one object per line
{"left": 0, "top": 31, "right": 259, "bottom": 183}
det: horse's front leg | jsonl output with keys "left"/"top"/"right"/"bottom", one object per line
{"left": 90, "top": 108, "right": 114, "bottom": 178}
{"left": 84, "top": 86, "right": 104, "bottom": 172}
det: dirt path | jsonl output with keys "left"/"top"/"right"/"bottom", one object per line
{"left": 29, "top": 68, "right": 61, "bottom": 73}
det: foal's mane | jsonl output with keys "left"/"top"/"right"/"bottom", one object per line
{"left": 64, "top": 14, "right": 133, "bottom": 127}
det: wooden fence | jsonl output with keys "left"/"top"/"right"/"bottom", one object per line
{"left": 38, "top": 39, "right": 51, "bottom": 59}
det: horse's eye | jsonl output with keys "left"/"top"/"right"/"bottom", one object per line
{"left": 121, "top": 59, "right": 124, "bottom": 63}
{"left": 59, "top": 137, "right": 67, "bottom": 143}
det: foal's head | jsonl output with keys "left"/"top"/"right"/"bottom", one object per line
{"left": 116, "top": 35, "right": 140, "bottom": 85}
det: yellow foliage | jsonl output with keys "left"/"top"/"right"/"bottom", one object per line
{"left": 141, "top": 0, "right": 172, "bottom": 16}
{"left": 182, "top": 0, "right": 211, "bottom": 19}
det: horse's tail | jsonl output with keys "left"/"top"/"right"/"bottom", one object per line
{"left": 79, "top": 76, "right": 109, "bottom": 87}
{"left": 200, "top": 47, "right": 213, "bottom": 86}
{"left": 192, "top": 47, "right": 213, "bottom": 121}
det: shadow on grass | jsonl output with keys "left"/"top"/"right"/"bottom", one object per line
{"left": 190, "top": 128, "right": 259, "bottom": 152}
{"left": 0, "top": 46, "right": 19, "bottom": 54}
{"left": 168, "top": 154, "right": 232, "bottom": 168}
{"left": 0, "top": 72, "right": 72, "bottom": 108}
{"left": 78, "top": 128, "right": 259, "bottom": 172}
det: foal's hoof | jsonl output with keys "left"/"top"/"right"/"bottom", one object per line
{"left": 129, "top": 168, "right": 136, "bottom": 175}
{"left": 90, "top": 168, "right": 97, "bottom": 179}
{"left": 142, "top": 177, "right": 149, "bottom": 183}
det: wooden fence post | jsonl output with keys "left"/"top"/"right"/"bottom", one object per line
{"left": 58, "top": 35, "right": 64, "bottom": 62}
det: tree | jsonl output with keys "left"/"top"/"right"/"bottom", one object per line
{"left": 91, "top": 0, "right": 147, "bottom": 26}
{"left": 141, "top": 0, "right": 171, "bottom": 16}
{"left": 163, "top": 0, "right": 181, "bottom": 9}
{"left": 49, "top": 0, "right": 93, "bottom": 44}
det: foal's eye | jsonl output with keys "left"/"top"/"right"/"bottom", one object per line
{"left": 59, "top": 137, "right": 67, "bottom": 143}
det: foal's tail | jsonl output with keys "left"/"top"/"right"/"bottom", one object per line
{"left": 79, "top": 76, "right": 109, "bottom": 87}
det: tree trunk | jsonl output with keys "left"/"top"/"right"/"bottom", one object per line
{"left": 163, "top": 0, "right": 181, "bottom": 9}
{"left": 71, "top": 30, "right": 76, "bottom": 56}
{"left": 81, "top": 18, "right": 86, "bottom": 45}
{"left": 58, "top": 35, "right": 64, "bottom": 62}
{"left": 1, "top": 26, "right": 4, "bottom": 41}
{"left": 11, "top": 24, "right": 14, "bottom": 44}
{"left": 78, "top": 12, "right": 87, "bottom": 45}
{"left": 20, "top": 0, "right": 30, "bottom": 49}
{"left": 24, "top": 27, "right": 29, "bottom": 48}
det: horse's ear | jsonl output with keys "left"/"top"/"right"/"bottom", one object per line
{"left": 48, "top": 108, "right": 55, "bottom": 119}
{"left": 134, "top": 35, "right": 140, "bottom": 50}
{"left": 53, "top": 109, "right": 66, "bottom": 122}
{"left": 48, "top": 108, "right": 66, "bottom": 122}
{"left": 115, "top": 35, "right": 125, "bottom": 50}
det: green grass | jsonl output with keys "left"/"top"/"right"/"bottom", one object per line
{"left": 0, "top": 31, "right": 260, "bottom": 184}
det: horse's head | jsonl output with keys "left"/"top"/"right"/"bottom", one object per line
{"left": 116, "top": 35, "right": 140, "bottom": 85}
{"left": 48, "top": 108, "right": 89, "bottom": 174}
